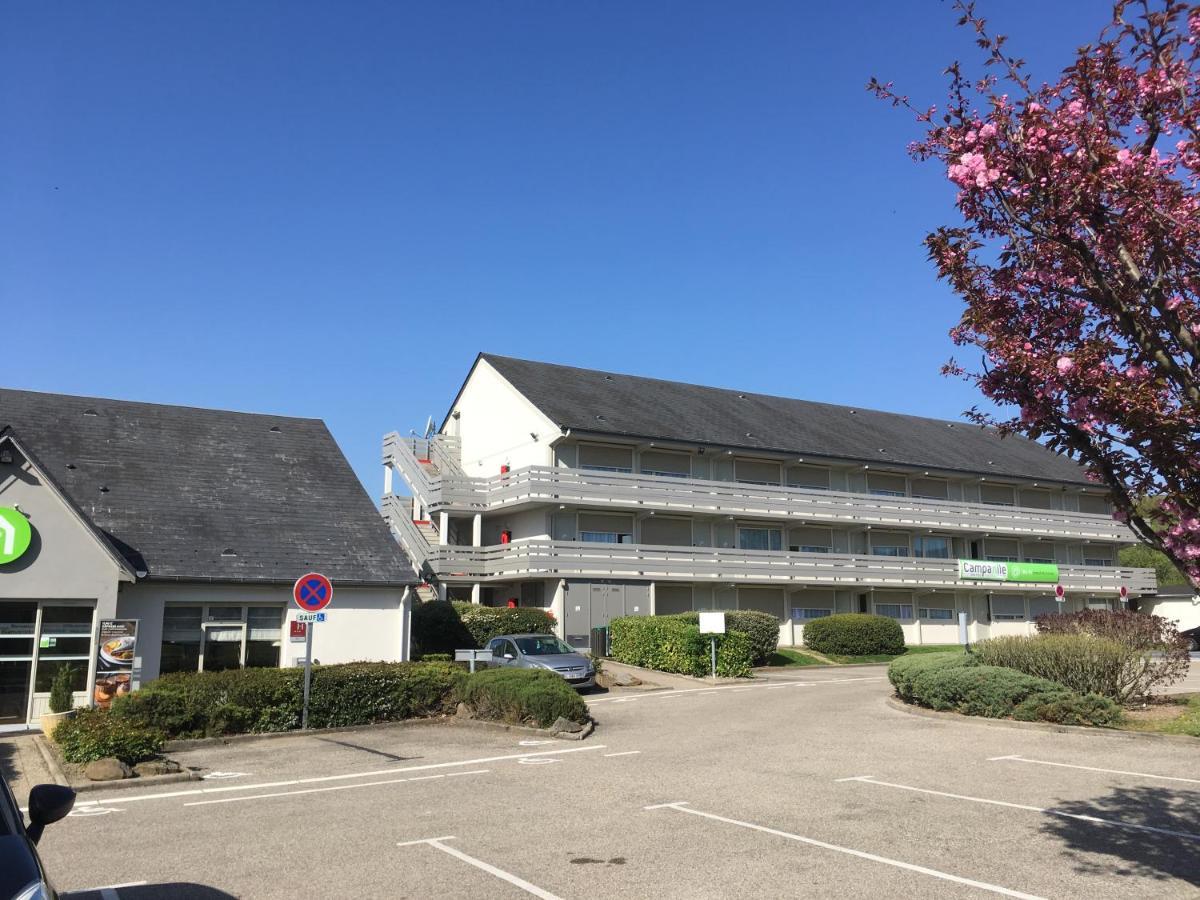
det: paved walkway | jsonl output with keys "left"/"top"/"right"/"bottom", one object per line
{"left": 0, "top": 733, "right": 57, "bottom": 806}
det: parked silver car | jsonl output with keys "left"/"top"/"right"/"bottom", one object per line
{"left": 484, "top": 634, "right": 596, "bottom": 689}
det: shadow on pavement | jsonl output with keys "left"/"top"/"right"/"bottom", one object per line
{"left": 0, "top": 738, "right": 17, "bottom": 786}
{"left": 315, "top": 737, "right": 416, "bottom": 762}
{"left": 66, "top": 884, "right": 238, "bottom": 899}
{"left": 1041, "top": 785, "right": 1200, "bottom": 886}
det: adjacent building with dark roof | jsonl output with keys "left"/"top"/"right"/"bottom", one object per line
{"left": 0, "top": 389, "right": 414, "bottom": 729}
{"left": 384, "top": 354, "right": 1156, "bottom": 651}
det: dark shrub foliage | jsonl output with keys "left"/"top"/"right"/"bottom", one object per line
{"left": 802, "top": 613, "right": 905, "bottom": 656}
{"left": 56, "top": 708, "right": 165, "bottom": 764}
{"left": 411, "top": 601, "right": 476, "bottom": 657}
{"left": 672, "top": 611, "right": 780, "bottom": 665}
{"left": 451, "top": 602, "right": 557, "bottom": 648}
{"left": 1035, "top": 609, "right": 1189, "bottom": 693}
{"left": 609, "top": 616, "right": 754, "bottom": 677}
{"left": 456, "top": 668, "right": 589, "bottom": 727}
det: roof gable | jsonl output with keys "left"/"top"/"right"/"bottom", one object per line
{"left": 479, "top": 354, "right": 1095, "bottom": 486}
{"left": 0, "top": 389, "right": 415, "bottom": 585}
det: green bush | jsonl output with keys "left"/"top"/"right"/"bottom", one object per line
{"left": 672, "top": 611, "right": 780, "bottom": 665}
{"left": 1013, "top": 692, "right": 1123, "bottom": 726}
{"left": 974, "top": 634, "right": 1160, "bottom": 703}
{"left": 608, "top": 616, "right": 754, "bottom": 678}
{"left": 113, "top": 662, "right": 463, "bottom": 738}
{"left": 456, "top": 668, "right": 589, "bottom": 727}
{"left": 56, "top": 708, "right": 165, "bottom": 765}
{"left": 411, "top": 601, "right": 475, "bottom": 657}
{"left": 887, "top": 651, "right": 977, "bottom": 702}
{"left": 802, "top": 613, "right": 905, "bottom": 656}
{"left": 421, "top": 653, "right": 453, "bottom": 663}
{"left": 451, "top": 602, "right": 557, "bottom": 648}
{"left": 49, "top": 664, "right": 76, "bottom": 714}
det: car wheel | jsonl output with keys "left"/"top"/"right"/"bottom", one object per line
{"left": 1190, "top": 634, "right": 1200, "bottom": 653}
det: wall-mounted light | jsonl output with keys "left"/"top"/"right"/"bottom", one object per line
{"left": 0, "top": 449, "right": 12, "bottom": 465}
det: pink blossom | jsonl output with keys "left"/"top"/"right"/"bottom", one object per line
{"left": 1055, "top": 356, "right": 1074, "bottom": 374}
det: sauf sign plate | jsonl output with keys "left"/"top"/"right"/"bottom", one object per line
{"left": 957, "top": 559, "right": 1059, "bottom": 584}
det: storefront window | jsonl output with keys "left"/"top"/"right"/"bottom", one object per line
{"left": 34, "top": 606, "right": 93, "bottom": 692}
{"left": 0, "top": 602, "right": 37, "bottom": 725}
{"left": 246, "top": 607, "right": 283, "bottom": 668}
{"left": 161, "top": 605, "right": 283, "bottom": 674}
{"left": 160, "top": 606, "right": 202, "bottom": 675}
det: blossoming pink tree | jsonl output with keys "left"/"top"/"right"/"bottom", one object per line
{"left": 872, "top": 0, "right": 1200, "bottom": 586}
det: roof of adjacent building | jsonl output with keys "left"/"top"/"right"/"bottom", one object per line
{"left": 0, "top": 388, "right": 416, "bottom": 585}
{"left": 478, "top": 353, "right": 1096, "bottom": 487}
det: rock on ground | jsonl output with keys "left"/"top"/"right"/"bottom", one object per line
{"left": 84, "top": 757, "right": 133, "bottom": 781}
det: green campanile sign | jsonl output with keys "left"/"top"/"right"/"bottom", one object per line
{"left": 0, "top": 506, "right": 32, "bottom": 565}
{"left": 957, "top": 559, "right": 1060, "bottom": 584}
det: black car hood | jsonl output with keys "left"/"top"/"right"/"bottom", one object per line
{"left": 0, "top": 834, "right": 44, "bottom": 897}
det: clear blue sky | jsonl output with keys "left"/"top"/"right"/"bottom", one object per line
{"left": 2, "top": 1, "right": 1105, "bottom": 493}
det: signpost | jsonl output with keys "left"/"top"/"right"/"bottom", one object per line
{"left": 698, "top": 611, "right": 726, "bottom": 680}
{"left": 1118, "top": 585, "right": 1129, "bottom": 606}
{"left": 293, "top": 573, "right": 333, "bottom": 729}
{"left": 1055, "top": 583, "right": 1066, "bottom": 604}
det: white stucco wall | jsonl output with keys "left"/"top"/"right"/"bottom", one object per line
{"left": 1141, "top": 594, "right": 1200, "bottom": 632}
{"left": 449, "top": 358, "right": 557, "bottom": 475}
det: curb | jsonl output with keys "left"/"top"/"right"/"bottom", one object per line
{"left": 756, "top": 661, "right": 892, "bottom": 673}
{"left": 32, "top": 734, "right": 203, "bottom": 794}
{"left": 451, "top": 715, "right": 596, "bottom": 742}
{"left": 884, "top": 695, "right": 1200, "bottom": 744}
{"left": 32, "top": 735, "right": 68, "bottom": 788}
{"left": 597, "top": 659, "right": 746, "bottom": 689}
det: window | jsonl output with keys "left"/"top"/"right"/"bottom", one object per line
{"left": 919, "top": 607, "right": 955, "bottom": 620}
{"left": 1020, "top": 489, "right": 1053, "bottom": 509}
{"left": 868, "top": 473, "right": 907, "bottom": 497}
{"left": 1028, "top": 598, "right": 1061, "bottom": 619}
{"left": 160, "top": 605, "right": 283, "bottom": 674}
{"left": 870, "top": 531, "right": 910, "bottom": 557}
{"left": 580, "top": 531, "right": 633, "bottom": 544}
{"left": 990, "top": 596, "right": 1026, "bottom": 621}
{"left": 735, "top": 459, "right": 782, "bottom": 486}
{"left": 1078, "top": 493, "right": 1111, "bottom": 515}
{"left": 640, "top": 450, "right": 690, "bottom": 479}
{"left": 913, "top": 535, "right": 951, "bottom": 559}
{"left": 33, "top": 607, "right": 93, "bottom": 693}
{"left": 790, "top": 527, "right": 833, "bottom": 555}
{"left": 980, "top": 484, "right": 1016, "bottom": 506}
{"left": 788, "top": 465, "right": 830, "bottom": 491}
{"left": 984, "top": 539, "right": 1020, "bottom": 563}
{"left": 641, "top": 517, "right": 692, "bottom": 547}
{"left": 738, "top": 527, "right": 782, "bottom": 552}
{"left": 791, "top": 608, "right": 832, "bottom": 621}
{"left": 876, "top": 603, "right": 914, "bottom": 620}
{"left": 1025, "top": 556, "right": 1054, "bottom": 564}
{"left": 578, "top": 443, "right": 633, "bottom": 473}
{"left": 911, "top": 478, "right": 949, "bottom": 500}
{"left": 1084, "top": 556, "right": 1113, "bottom": 567}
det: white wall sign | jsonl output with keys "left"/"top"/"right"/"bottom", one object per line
{"left": 698, "top": 611, "right": 726, "bottom": 634}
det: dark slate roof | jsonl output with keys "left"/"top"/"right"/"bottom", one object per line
{"left": 479, "top": 354, "right": 1095, "bottom": 487}
{"left": 0, "top": 388, "right": 416, "bottom": 585}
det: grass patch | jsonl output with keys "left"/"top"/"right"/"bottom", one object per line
{"left": 1120, "top": 693, "right": 1200, "bottom": 738}
{"left": 765, "top": 649, "right": 825, "bottom": 667}
{"left": 824, "top": 645, "right": 967, "bottom": 665}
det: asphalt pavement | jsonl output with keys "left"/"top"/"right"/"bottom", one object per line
{"left": 11, "top": 667, "right": 1200, "bottom": 899}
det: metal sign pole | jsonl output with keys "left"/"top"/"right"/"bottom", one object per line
{"left": 302, "top": 624, "right": 313, "bottom": 730}
{"left": 710, "top": 636, "right": 717, "bottom": 680}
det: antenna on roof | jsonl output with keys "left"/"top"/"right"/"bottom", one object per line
{"left": 423, "top": 416, "right": 436, "bottom": 438}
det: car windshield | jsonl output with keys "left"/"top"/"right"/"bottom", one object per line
{"left": 515, "top": 636, "right": 574, "bottom": 655}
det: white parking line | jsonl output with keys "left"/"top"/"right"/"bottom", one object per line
{"left": 644, "top": 801, "right": 1045, "bottom": 899}
{"left": 184, "top": 770, "right": 490, "bottom": 807}
{"left": 839, "top": 776, "right": 1200, "bottom": 842}
{"left": 70, "top": 745, "right": 607, "bottom": 809}
{"left": 586, "top": 676, "right": 883, "bottom": 705}
{"left": 604, "top": 751, "right": 641, "bottom": 757}
{"left": 398, "top": 836, "right": 564, "bottom": 900}
{"left": 988, "top": 755, "right": 1200, "bottom": 786}
{"left": 63, "top": 882, "right": 147, "bottom": 899}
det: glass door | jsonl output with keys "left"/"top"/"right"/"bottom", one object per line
{"left": 0, "top": 603, "right": 37, "bottom": 726}
{"left": 201, "top": 624, "right": 245, "bottom": 671}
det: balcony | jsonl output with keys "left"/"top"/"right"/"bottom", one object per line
{"left": 382, "top": 499, "right": 1155, "bottom": 595}
{"left": 384, "top": 433, "right": 1135, "bottom": 543}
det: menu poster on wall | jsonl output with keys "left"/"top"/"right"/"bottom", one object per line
{"left": 93, "top": 619, "right": 138, "bottom": 709}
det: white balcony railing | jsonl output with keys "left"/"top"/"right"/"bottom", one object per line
{"left": 384, "top": 433, "right": 1135, "bottom": 543}
{"left": 380, "top": 498, "right": 1155, "bottom": 595}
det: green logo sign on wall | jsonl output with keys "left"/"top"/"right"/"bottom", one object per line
{"left": 957, "top": 559, "right": 1059, "bottom": 584}
{"left": 0, "top": 506, "right": 32, "bottom": 565}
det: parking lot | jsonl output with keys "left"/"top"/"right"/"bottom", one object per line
{"left": 11, "top": 667, "right": 1200, "bottom": 899}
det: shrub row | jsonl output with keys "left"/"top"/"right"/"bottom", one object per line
{"left": 608, "top": 616, "right": 753, "bottom": 677}
{"left": 803, "top": 613, "right": 905, "bottom": 657}
{"left": 670, "top": 611, "right": 780, "bottom": 665}
{"left": 55, "top": 709, "right": 165, "bottom": 766}
{"left": 974, "top": 634, "right": 1160, "bottom": 703}
{"left": 411, "top": 601, "right": 556, "bottom": 658}
{"left": 457, "top": 667, "right": 588, "bottom": 728}
{"left": 888, "top": 652, "right": 1121, "bottom": 726}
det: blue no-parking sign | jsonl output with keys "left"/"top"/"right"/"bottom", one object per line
{"left": 293, "top": 572, "right": 333, "bottom": 612}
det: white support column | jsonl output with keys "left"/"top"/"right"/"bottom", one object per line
{"left": 471, "top": 583, "right": 482, "bottom": 605}
{"left": 399, "top": 586, "right": 413, "bottom": 661}
{"left": 383, "top": 464, "right": 393, "bottom": 496}
{"left": 438, "top": 512, "right": 449, "bottom": 546}
{"left": 437, "top": 582, "right": 448, "bottom": 602}
{"left": 472, "top": 514, "right": 482, "bottom": 546}
{"left": 648, "top": 581, "right": 656, "bottom": 616}
{"left": 551, "top": 580, "right": 566, "bottom": 639}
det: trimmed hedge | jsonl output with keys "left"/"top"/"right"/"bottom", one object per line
{"left": 411, "top": 601, "right": 476, "bottom": 658}
{"left": 802, "top": 613, "right": 905, "bottom": 656}
{"left": 113, "top": 662, "right": 463, "bottom": 738}
{"left": 457, "top": 668, "right": 589, "bottom": 727}
{"left": 451, "top": 602, "right": 557, "bottom": 648}
{"left": 609, "top": 616, "right": 754, "bottom": 678}
{"left": 887, "top": 652, "right": 1121, "bottom": 726}
{"left": 56, "top": 708, "right": 165, "bottom": 765}
{"left": 672, "top": 611, "right": 780, "bottom": 665}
